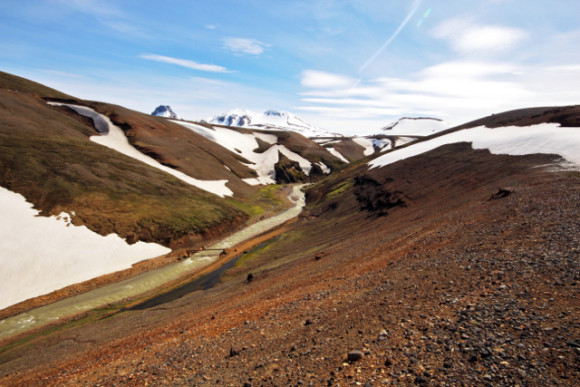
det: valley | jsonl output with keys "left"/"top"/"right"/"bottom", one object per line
{"left": 0, "top": 71, "right": 578, "bottom": 386}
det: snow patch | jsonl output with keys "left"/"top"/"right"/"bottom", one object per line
{"left": 49, "top": 103, "right": 232, "bottom": 197}
{"left": 316, "top": 162, "right": 331, "bottom": 174}
{"left": 326, "top": 147, "right": 349, "bottom": 163}
{"left": 0, "top": 187, "right": 170, "bottom": 310}
{"left": 353, "top": 137, "right": 375, "bottom": 156}
{"left": 176, "top": 121, "right": 326, "bottom": 184}
{"left": 369, "top": 124, "right": 580, "bottom": 169}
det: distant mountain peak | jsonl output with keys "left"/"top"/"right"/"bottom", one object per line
{"left": 208, "top": 109, "right": 339, "bottom": 138}
{"left": 151, "top": 105, "right": 178, "bottom": 119}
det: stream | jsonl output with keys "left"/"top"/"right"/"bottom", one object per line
{"left": 0, "top": 185, "right": 306, "bottom": 341}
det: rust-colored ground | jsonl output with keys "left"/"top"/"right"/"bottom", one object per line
{"left": 1, "top": 144, "right": 578, "bottom": 386}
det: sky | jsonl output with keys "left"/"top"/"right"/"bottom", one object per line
{"left": 1, "top": 0, "right": 579, "bottom": 134}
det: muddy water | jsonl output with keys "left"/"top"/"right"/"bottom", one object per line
{"left": 0, "top": 186, "right": 306, "bottom": 341}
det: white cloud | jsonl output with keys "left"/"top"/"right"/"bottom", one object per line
{"left": 301, "top": 70, "right": 356, "bottom": 89}
{"left": 141, "top": 54, "right": 229, "bottom": 73}
{"left": 298, "top": 58, "right": 580, "bottom": 132}
{"left": 223, "top": 38, "right": 269, "bottom": 55}
{"left": 433, "top": 18, "right": 528, "bottom": 54}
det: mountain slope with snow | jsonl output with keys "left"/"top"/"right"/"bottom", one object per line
{"left": 0, "top": 73, "right": 263, "bottom": 277}
{"left": 208, "top": 109, "right": 337, "bottom": 138}
{"left": 0, "top": 187, "right": 170, "bottom": 310}
{"left": 174, "top": 121, "right": 343, "bottom": 185}
{"left": 370, "top": 123, "right": 580, "bottom": 170}
{"left": 52, "top": 103, "right": 232, "bottom": 197}
{"left": 0, "top": 72, "right": 291, "bottom": 312}
{"left": 151, "top": 105, "right": 178, "bottom": 119}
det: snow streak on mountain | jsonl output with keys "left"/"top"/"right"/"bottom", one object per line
{"left": 382, "top": 117, "right": 449, "bottom": 136}
{"left": 208, "top": 109, "right": 337, "bottom": 138}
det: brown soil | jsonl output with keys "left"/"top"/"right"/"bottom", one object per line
{"left": 1, "top": 144, "right": 579, "bottom": 386}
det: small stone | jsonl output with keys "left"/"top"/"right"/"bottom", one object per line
{"left": 483, "top": 374, "right": 492, "bottom": 381}
{"left": 347, "top": 350, "right": 364, "bottom": 362}
{"left": 384, "top": 357, "right": 393, "bottom": 367}
{"left": 304, "top": 319, "right": 314, "bottom": 326}
{"left": 415, "top": 375, "right": 428, "bottom": 384}
{"left": 228, "top": 346, "right": 240, "bottom": 357}
{"left": 480, "top": 347, "right": 492, "bottom": 358}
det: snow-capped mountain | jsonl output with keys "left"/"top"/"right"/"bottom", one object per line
{"left": 382, "top": 117, "right": 449, "bottom": 136}
{"left": 151, "top": 105, "right": 178, "bottom": 119}
{"left": 208, "top": 109, "right": 337, "bottom": 138}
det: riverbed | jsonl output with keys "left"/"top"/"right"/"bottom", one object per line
{"left": 0, "top": 185, "right": 306, "bottom": 341}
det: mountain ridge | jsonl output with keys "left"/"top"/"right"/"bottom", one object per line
{"left": 207, "top": 108, "right": 338, "bottom": 138}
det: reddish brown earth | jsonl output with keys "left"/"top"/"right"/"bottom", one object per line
{"left": 1, "top": 143, "right": 579, "bottom": 386}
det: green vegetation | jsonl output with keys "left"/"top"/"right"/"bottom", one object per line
{"left": 326, "top": 180, "right": 354, "bottom": 199}
{"left": 233, "top": 235, "right": 282, "bottom": 268}
{"left": 230, "top": 184, "right": 289, "bottom": 218}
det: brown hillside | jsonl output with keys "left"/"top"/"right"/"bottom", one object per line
{"left": 453, "top": 105, "right": 580, "bottom": 129}
{"left": 327, "top": 137, "right": 367, "bottom": 162}
{"left": 65, "top": 101, "right": 260, "bottom": 198}
{"left": 0, "top": 71, "right": 73, "bottom": 100}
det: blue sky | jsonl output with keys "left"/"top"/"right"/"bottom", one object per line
{"left": 1, "top": 0, "right": 579, "bottom": 134}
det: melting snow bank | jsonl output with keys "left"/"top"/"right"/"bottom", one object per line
{"left": 0, "top": 187, "right": 170, "bottom": 311}
{"left": 0, "top": 185, "right": 306, "bottom": 341}
{"left": 369, "top": 124, "right": 580, "bottom": 169}
{"left": 48, "top": 103, "right": 232, "bottom": 197}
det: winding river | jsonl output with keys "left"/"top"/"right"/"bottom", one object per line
{"left": 0, "top": 185, "right": 306, "bottom": 341}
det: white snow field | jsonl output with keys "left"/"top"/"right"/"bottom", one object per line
{"left": 369, "top": 124, "right": 580, "bottom": 169}
{"left": 48, "top": 103, "right": 232, "bottom": 197}
{"left": 0, "top": 187, "right": 171, "bottom": 310}
{"left": 175, "top": 121, "right": 329, "bottom": 185}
